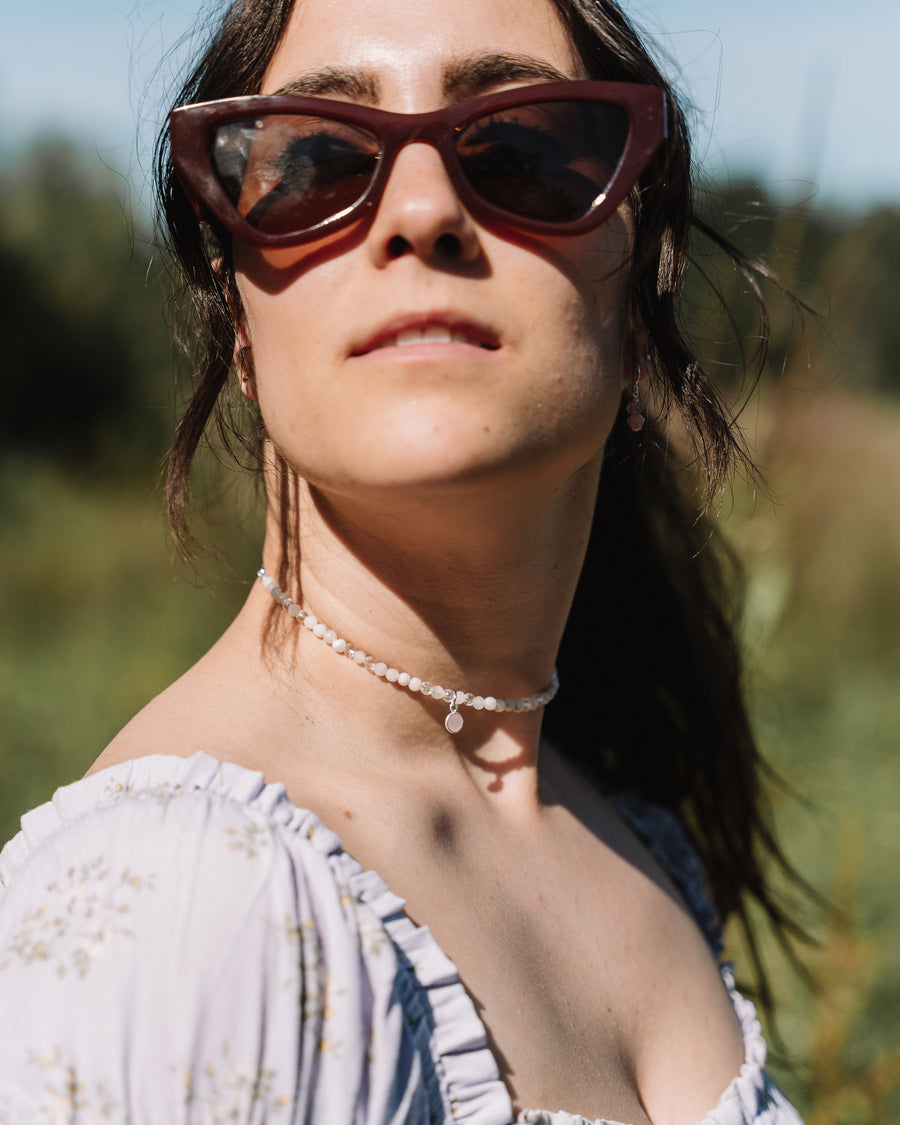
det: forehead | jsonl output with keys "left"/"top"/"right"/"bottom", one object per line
{"left": 262, "top": 0, "right": 582, "bottom": 106}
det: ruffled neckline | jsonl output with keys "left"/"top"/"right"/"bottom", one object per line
{"left": 0, "top": 751, "right": 771, "bottom": 1125}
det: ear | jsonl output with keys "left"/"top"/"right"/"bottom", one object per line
{"left": 623, "top": 314, "right": 651, "bottom": 390}
{"left": 225, "top": 274, "right": 258, "bottom": 402}
{"left": 234, "top": 323, "right": 258, "bottom": 402}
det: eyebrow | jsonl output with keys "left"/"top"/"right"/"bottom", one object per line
{"left": 271, "top": 52, "right": 577, "bottom": 105}
{"left": 273, "top": 67, "right": 381, "bottom": 102}
{"left": 443, "top": 53, "right": 577, "bottom": 100}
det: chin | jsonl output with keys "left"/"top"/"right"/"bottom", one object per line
{"left": 272, "top": 394, "right": 614, "bottom": 500}
{"left": 328, "top": 435, "right": 606, "bottom": 503}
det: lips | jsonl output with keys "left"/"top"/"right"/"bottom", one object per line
{"left": 350, "top": 313, "right": 501, "bottom": 357}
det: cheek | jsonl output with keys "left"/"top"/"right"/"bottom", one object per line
{"left": 237, "top": 272, "right": 318, "bottom": 357}
{"left": 531, "top": 247, "right": 632, "bottom": 453}
{"left": 235, "top": 268, "right": 334, "bottom": 413}
{"left": 534, "top": 249, "right": 631, "bottom": 396}
{"left": 516, "top": 210, "right": 633, "bottom": 369}
{"left": 500, "top": 279, "right": 627, "bottom": 470}
{"left": 233, "top": 231, "right": 360, "bottom": 370}
{"left": 580, "top": 219, "right": 634, "bottom": 350}
{"left": 234, "top": 288, "right": 325, "bottom": 469}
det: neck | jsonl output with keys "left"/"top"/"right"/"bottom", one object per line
{"left": 236, "top": 457, "right": 601, "bottom": 796}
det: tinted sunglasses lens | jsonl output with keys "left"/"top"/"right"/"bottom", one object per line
{"left": 455, "top": 100, "right": 630, "bottom": 223}
{"left": 210, "top": 114, "right": 381, "bottom": 236}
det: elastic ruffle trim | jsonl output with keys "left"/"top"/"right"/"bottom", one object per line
{"left": 0, "top": 751, "right": 515, "bottom": 1125}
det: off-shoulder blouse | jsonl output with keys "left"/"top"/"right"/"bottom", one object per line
{"left": 0, "top": 752, "right": 803, "bottom": 1124}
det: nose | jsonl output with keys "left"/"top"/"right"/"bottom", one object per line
{"left": 366, "top": 141, "right": 482, "bottom": 268}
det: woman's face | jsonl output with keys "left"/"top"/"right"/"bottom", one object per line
{"left": 235, "top": 0, "right": 634, "bottom": 501}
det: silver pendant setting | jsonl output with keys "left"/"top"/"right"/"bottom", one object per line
{"left": 445, "top": 704, "right": 464, "bottom": 734}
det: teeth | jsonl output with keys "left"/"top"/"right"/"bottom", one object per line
{"left": 395, "top": 327, "right": 455, "bottom": 346}
{"left": 363, "top": 326, "right": 497, "bottom": 353}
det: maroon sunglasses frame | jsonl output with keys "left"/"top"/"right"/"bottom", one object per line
{"left": 169, "top": 80, "right": 667, "bottom": 248}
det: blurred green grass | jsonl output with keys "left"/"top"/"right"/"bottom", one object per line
{"left": 0, "top": 455, "right": 264, "bottom": 826}
{"left": 723, "top": 385, "right": 900, "bottom": 1120}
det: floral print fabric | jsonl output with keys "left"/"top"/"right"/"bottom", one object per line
{"left": 0, "top": 752, "right": 803, "bottom": 1125}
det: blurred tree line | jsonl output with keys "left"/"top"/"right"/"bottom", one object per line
{"left": 2, "top": 138, "right": 899, "bottom": 483}
{"left": 0, "top": 141, "right": 176, "bottom": 476}
{"left": 685, "top": 181, "right": 900, "bottom": 402}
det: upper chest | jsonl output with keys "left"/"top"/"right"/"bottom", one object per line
{"left": 307, "top": 778, "right": 746, "bottom": 1125}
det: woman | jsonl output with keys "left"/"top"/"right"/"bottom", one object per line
{"left": 0, "top": 0, "right": 805, "bottom": 1121}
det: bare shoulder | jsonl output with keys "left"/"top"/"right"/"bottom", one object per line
{"left": 86, "top": 630, "right": 269, "bottom": 778}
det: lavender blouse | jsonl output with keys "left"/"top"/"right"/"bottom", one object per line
{"left": 0, "top": 752, "right": 803, "bottom": 1124}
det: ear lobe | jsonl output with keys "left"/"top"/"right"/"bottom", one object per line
{"left": 623, "top": 333, "right": 651, "bottom": 390}
{"left": 234, "top": 330, "right": 258, "bottom": 402}
{"left": 623, "top": 308, "right": 651, "bottom": 386}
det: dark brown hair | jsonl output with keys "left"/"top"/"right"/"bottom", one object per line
{"left": 155, "top": 0, "right": 811, "bottom": 1013}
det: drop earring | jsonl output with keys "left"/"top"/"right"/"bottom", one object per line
{"left": 625, "top": 372, "right": 645, "bottom": 432}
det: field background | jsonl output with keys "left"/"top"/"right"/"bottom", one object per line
{"left": 1, "top": 143, "right": 898, "bottom": 1121}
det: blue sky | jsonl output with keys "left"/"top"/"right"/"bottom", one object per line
{"left": 2, "top": 0, "right": 896, "bottom": 212}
